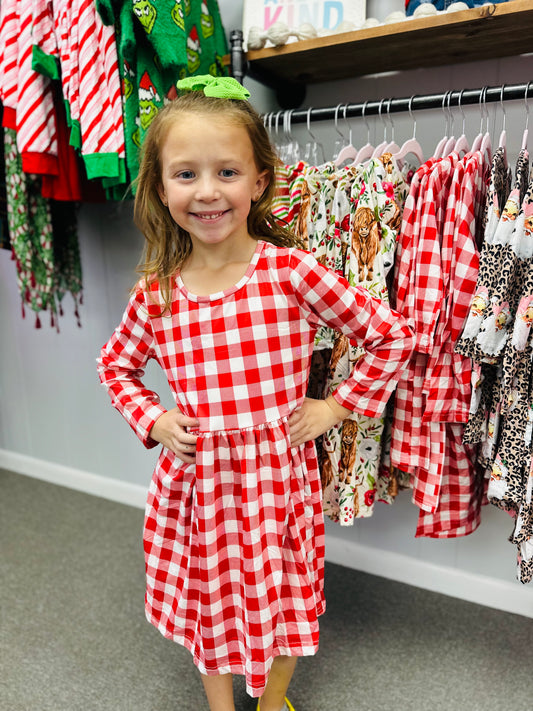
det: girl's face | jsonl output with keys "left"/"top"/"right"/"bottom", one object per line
{"left": 157, "top": 112, "right": 269, "bottom": 250}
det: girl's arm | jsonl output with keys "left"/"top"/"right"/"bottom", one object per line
{"left": 96, "top": 286, "right": 168, "bottom": 448}
{"left": 290, "top": 249, "right": 415, "bottom": 421}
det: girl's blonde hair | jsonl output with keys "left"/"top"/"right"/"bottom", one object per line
{"left": 133, "top": 92, "right": 301, "bottom": 310}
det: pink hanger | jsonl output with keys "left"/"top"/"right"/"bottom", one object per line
{"left": 353, "top": 101, "right": 375, "bottom": 164}
{"left": 497, "top": 84, "right": 507, "bottom": 164}
{"left": 479, "top": 87, "right": 492, "bottom": 162}
{"left": 441, "top": 91, "right": 457, "bottom": 157}
{"left": 371, "top": 99, "right": 390, "bottom": 159}
{"left": 383, "top": 98, "right": 400, "bottom": 155}
{"left": 432, "top": 91, "right": 452, "bottom": 159}
{"left": 471, "top": 87, "right": 489, "bottom": 153}
{"left": 521, "top": 81, "right": 530, "bottom": 151}
{"left": 453, "top": 89, "right": 469, "bottom": 156}
{"left": 393, "top": 95, "right": 425, "bottom": 166}
{"left": 332, "top": 103, "right": 349, "bottom": 161}
{"left": 334, "top": 104, "right": 358, "bottom": 166}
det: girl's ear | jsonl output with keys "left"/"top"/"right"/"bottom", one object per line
{"left": 157, "top": 184, "right": 168, "bottom": 206}
{"left": 253, "top": 169, "right": 270, "bottom": 202}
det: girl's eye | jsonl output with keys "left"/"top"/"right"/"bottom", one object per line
{"left": 221, "top": 169, "right": 237, "bottom": 178}
{"left": 177, "top": 170, "right": 194, "bottom": 180}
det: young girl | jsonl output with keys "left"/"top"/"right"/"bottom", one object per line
{"left": 97, "top": 75, "right": 414, "bottom": 711}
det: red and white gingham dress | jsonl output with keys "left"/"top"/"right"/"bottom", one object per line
{"left": 97, "top": 242, "right": 414, "bottom": 696}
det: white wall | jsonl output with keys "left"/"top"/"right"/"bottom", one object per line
{"left": 1, "top": 0, "right": 532, "bottom": 616}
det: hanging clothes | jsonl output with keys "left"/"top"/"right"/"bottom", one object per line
{"left": 273, "top": 154, "right": 410, "bottom": 523}
{"left": 27, "top": 0, "right": 127, "bottom": 188}
{"left": 456, "top": 150, "right": 533, "bottom": 583}
{"left": 389, "top": 147, "right": 492, "bottom": 538}
{"left": 96, "top": 0, "right": 229, "bottom": 194}
{"left": 4, "top": 126, "right": 82, "bottom": 327}
{"left": 0, "top": 0, "right": 59, "bottom": 176}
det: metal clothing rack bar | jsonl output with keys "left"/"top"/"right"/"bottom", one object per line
{"left": 266, "top": 83, "right": 533, "bottom": 125}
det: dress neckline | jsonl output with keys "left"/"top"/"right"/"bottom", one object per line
{"left": 176, "top": 240, "right": 265, "bottom": 302}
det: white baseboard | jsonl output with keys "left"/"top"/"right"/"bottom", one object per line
{"left": 325, "top": 537, "right": 533, "bottom": 619}
{"left": 2, "top": 448, "right": 532, "bottom": 619}
{"left": 0, "top": 448, "right": 147, "bottom": 509}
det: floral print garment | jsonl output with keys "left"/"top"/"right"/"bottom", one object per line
{"left": 273, "top": 156, "right": 409, "bottom": 523}
{"left": 318, "top": 155, "right": 408, "bottom": 523}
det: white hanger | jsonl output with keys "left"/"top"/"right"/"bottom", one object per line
{"left": 371, "top": 99, "right": 390, "bottom": 159}
{"left": 353, "top": 101, "right": 374, "bottom": 164}
{"left": 303, "top": 107, "right": 325, "bottom": 165}
{"left": 433, "top": 91, "right": 452, "bottom": 159}
{"left": 334, "top": 104, "right": 358, "bottom": 166}
{"left": 453, "top": 89, "right": 469, "bottom": 156}
{"left": 393, "top": 95, "right": 425, "bottom": 166}
{"left": 521, "top": 81, "right": 530, "bottom": 151}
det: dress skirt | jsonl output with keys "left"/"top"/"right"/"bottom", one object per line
{"left": 143, "top": 417, "right": 325, "bottom": 697}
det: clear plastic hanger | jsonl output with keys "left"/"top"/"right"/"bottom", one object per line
{"left": 285, "top": 110, "right": 302, "bottom": 163}
{"left": 521, "top": 82, "right": 530, "bottom": 152}
{"left": 334, "top": 104, "right": 358, "bottom": 166}
{"left": 433, "top": 91, "right": 452, "bottom": 159}
{"left": 393, "top": 95, "right": 425, "bottom": 166}
{"left": 303, "top": 107, "right": 325, "bottom": 165}
{"left": 332, "top": 103, "right": 349, "bottom": 160}
{"left": 354, "top": 101, "right": 375, "bottom": 164}
{"left": 278, "top": 111, "right": 291, "bottom": 162}
{"left": 371, "top": 99, "right": 390, "bottom": 159}
{"left": 453, "top": 89, "right": 469, "bottom": 156}
{"left": 272, "top": 110, "right": 284, "bottom": 155}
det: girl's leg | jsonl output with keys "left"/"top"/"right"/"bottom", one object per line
{"left": 259, "top": 656, "right": 298, "bottom": 711}
{"left": 200, "top": 672, "right": 235, "bottom": 711}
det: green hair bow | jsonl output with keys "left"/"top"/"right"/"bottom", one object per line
{"left": 176, "top": 74, "right": 250, "bottom": 100}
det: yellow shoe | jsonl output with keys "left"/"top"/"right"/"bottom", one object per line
{"left": 256, "top": 699, "right": 295, "bottom": 711}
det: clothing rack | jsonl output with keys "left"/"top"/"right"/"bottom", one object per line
{"left": 265, "top": 82, "right": 532, "bottom": 126}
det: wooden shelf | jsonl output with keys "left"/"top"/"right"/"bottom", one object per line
{"left": 245, "top": 1, "right": 533, "bottom": 88}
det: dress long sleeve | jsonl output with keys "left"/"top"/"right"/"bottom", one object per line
{"left": 288, "top": 249, "right": 415, "bottom": 417}
{"left": 97, "top": 285, "right": 167, "bottom": 448}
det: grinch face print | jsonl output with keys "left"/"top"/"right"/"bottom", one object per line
{"left": 171, "top": 1, "right": 185, "bottom": 31}
{"left": 201, "top": 2, "right": 214, "bottom": 38}
{"left": 122, "top": 60, "right": 134, "bottom": 101}
{"left": 138, "top": 71, "right": 161, "bottom": 131}
{"left": 133, "top": 0, "right": 157, "bottom": 33}
{"left": 187, "top": 26, "right": 201, "bottom": 72}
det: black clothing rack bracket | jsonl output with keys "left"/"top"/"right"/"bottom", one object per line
{"left": 263, "top": 83, "right": 533, "bottom": 126}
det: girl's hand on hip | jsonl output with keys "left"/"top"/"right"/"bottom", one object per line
{"left": 288, "top": 396, "right": 351, "bottom": 448}
{"left": 149, "top": 408, "right": 199, "bottom": 464}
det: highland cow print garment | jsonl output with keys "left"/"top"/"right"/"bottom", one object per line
{"left": 97, "top": 242, "right": 414, "bottom": 696}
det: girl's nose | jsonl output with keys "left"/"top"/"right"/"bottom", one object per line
{"left": 195, "top": 176, "right": 220, "bottom": 202}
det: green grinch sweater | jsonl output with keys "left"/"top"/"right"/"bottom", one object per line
{"left": 96, "top": 0, "right": 229, "bottom": 195}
